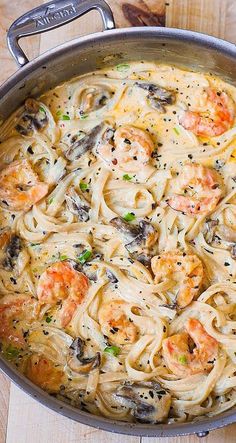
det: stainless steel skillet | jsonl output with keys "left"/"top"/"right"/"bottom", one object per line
{"left": 0, "top": 0, "right": 236, "bottom": 437}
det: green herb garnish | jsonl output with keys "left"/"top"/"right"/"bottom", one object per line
{"left": 80, "top": 113, "right": 89, "bottom": 120}
{"left": 5, "top": 345, "right": 20, "bottom": 359}
{"left": 48, "top": 197, "right": 54, "bottom": 204}
{"left": 45, "top": 316, "right": 53, "bottom": 323}
{"left": 116, "top": 63, "right": 130, "bottom": 72}
{"left": 59, "top": 254, "right": 68, "bottom": 261}
{"left": 123, "top": 174, "right": 132, "bottom": 181}
{"left": 30, "top": 243, "right": 40, "bottom": 248}
{"left": 79, "top": 182, "right": 88, "bottom": 191}
{"left": 104, "top": 346, "right": 120, "bottom": 357}
{"left": 39, "top": 106, "right": 46, "bottom": 114}
{"left": 179, "top": 355, "right": 187, "bottom": 365}
{"left": 56, "top": 109, "right": 62, "bottom": 117}
{"left": 123, "top": 212, "right": 135, "bottom": 222}
{"left": 62, "top": 114, "right": 70, "bottom": 121}
{"left": 173, "top": 126, "right": 180, "bottom": 135}
{"left": 77, "top": 249, "right": 92, "bottom": 264}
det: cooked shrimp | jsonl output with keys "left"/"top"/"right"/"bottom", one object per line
{"left": 151, "top": 251, "right": 203, "bottom": 308}
{"left": 162, "top": 318, "right": 218, "bottom": 377}
{"left": 179, "top": 87, "right": 235, "bottom": 137}
{"left": 98, "top": 300, "right": 138, "bottom": 345}
{"left": 0, "top": 160, "right": 48, "bottom": 212}
{"left": 0, "top": 294, "right": 35, "bottom": 347}
{"left": 97, "top": 125, "right": 154, "bottom": 171}
{"left": 26, "top": 354, "right": 65, "bottom": 392}
{"left": 37, "top": 261, "right": 89, "bottom": 327}
{"left": 167, "top": 163, "right": 223, "bottom": 216}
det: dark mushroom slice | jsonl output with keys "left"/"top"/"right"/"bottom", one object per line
{"left": 135, "top": 82, "right": 175, "bottom": 113}
{"left": 231, "top": 244, "right": 236, "bottom": 260}
{"left": 65, "top": 187, "right": 90, "bottom": 222}
{"left": 15, "top": 98, "right": 48, "bottom": 136}
{"left": 203, "top": 221, "right": 236, "bottom": 259}
{"left": 110, "top": 217, "right": 141, "bottom": 242}
{"left": 67, "top": 337, "right": 101, "bottom": 374}
{"left": 0, "top": 229, "right": 22, "bottom": 271}
{"left": 110, "top": 217, "right": 158, "bottom": 264}
{"left": 115, "top": 381, "right": 171, "bottom": 423}
{"left": 82, "top": 252, "right": 104, "bottom": 282}
{"left": 80, "top": 87, "right": 113, "bottom": 113}
{"left": 65, "top": 124, "right": 104, "bottom": 161}
{"left": 203, "top": 219, "right": 219, "bottom": 244}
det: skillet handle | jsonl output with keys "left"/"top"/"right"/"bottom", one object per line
{"left": 7, "top": 0, "right": 115, "bottom": 67}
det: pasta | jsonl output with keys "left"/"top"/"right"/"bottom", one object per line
{"left": 0, "top": 61, "right": 236, "bottom": 424}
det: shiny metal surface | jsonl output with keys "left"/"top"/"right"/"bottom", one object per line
{"left": 0, "top": 2, "right": 236, "bottom": 436}
{"left": 7, "top": 0, "right": 115, "bottom": 66}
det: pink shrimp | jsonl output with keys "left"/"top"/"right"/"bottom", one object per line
{"left": 167, "top": 163, "right": 223, "bottom": 216}
{"left": 97, "top": 125, "right": 154, "bottom": 172}
{"left": 0, "top": 160, "right": 48, "bottom": 212}
{"left": 179, "top": 88, "right": 235, "bottom": 137}
{"left": 37, "top": 261, "right": 89, "bottom": 327}
{"left": 162, "top": 318, "right": 218, "bottom": 377}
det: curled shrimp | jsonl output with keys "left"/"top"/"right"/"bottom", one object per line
{"left": 98, "top": 300, "right": 138, "bottom": 345}
{"left": 0, "top": 294, "right": 36, "bottom": 348}
{"left": 162, "top": 318, "right": 218, "bottom": 377}
{"left": 167, "top": 163, "right": 223, "bottom": 216}
{"left": 179, "top": 87, "right": 235, "bottom": 137}
{"left": 26, "top": 354, "right": 65, "bottom": 392}
{"left": 37, "top": 261, "right": 89, "bottom": 327}
{"left": 151, "top": 251, "right": 203, "bottom": 308}
{"left": 0, "top": 160, "right": 48, "bottom": 212}
{"left": 97, "top": 125, "right": 154, "bottom": 171}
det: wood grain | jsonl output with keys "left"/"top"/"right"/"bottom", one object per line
{"left": 1, "top": 1, "right": 236, "bottom": 443}
{"left": 6, "top": 384, "right": 139, "bottom": 443}
{"left": 0, "top": 373, "right": 10, "bottom": 443}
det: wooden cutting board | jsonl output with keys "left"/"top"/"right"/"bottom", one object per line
{"left": 0, "top": 1, "right": 236, "bottom": 442}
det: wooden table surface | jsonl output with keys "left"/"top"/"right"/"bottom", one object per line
{"left": 0, "top": 1, "right": 236, "bottom": 442}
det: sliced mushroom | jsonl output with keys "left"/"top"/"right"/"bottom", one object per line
{"left": 0, "top": 229, "right": 22, "bottom": 271}
{"left": 15, "top": 98, "right": 48, "bottom": 136}
{"left": 135, "top": 82, "right": 175, "bottom": 113}
{"left": 65, "top": 124, "right": 104, "bottom": 161}
{"left": 110, "top": 217, "right": 140, "bottom": 242}
{"left": 115, "top": 381, "right": 171, "bottom": 423}
{"left": 67, "top": 337, "right": 101, "bottom": 374}
{"left": 203, "top": 219, "right": 219, "bottom": 243}
{"left": 203, "top": 220, "right": 236, "bottom": 259}
{"left": 79, "top": 86, "right": 113, "bottom": 113}
{"left": 65, "top": 187, "right": 90, "bottom": 222}
{"left": 81, "top": 252, "right": 104, "bottom": 282}
{"left": 110, "top": 217, "right": 158, "bottom": 265}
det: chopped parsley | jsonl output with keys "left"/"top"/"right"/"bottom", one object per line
{"left": 179, "top": 355, "right": 187, "bottom": 365}
{"left": 116, "top": 63, "right": 130, "bottom": 72}
{"left": 45, "top": 316, "right": 53, "bottom": 323}
{"left": 80, "top": 113, "right": 89, "bottom": 120}
{"left": 59, "top": 254, "right": 69, "bottom": 261}
{"left": 62, "top": 114, "right": 70, "bottom": 120}
{"left": 79, "top": 182, "right": 88, "bottom": 191}
{"left": 77, "top": 249, "right": 92, "bottom": 264}
{"left": 104, "top": 346, "right": 120, "bottom": 357}
{"left": 39, "top": 106, "right": 46, "bottom": 114}
{"left": 173, "top": 126, "right": 180, "bottom": 135}
{"left": 123, "top": 174, "right": 132, "bottom": 181}
{"left": 123, "top": 212, "right": 135, "bottom": 222}
{"left": 4, "top": 345, "right": 20, "bottom": 359}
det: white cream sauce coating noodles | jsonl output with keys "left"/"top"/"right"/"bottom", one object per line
{"left": 0, "top": 62, "right": 236, "bottom": 424}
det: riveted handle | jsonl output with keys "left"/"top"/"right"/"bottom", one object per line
{"left": 7, "top": 0, "right": 115, "bottom": 67}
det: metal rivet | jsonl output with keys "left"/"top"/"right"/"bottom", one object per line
{"left": 197, "top": 431, "right": 209, "bottom": 438}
